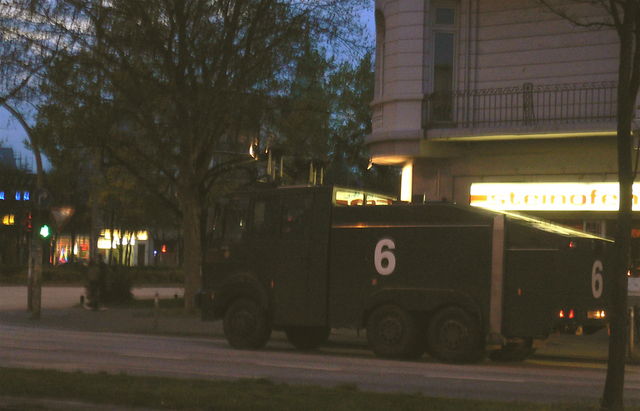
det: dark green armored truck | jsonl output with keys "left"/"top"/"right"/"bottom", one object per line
{"left": 198, "top": 185, "right": 611, "bottom": 363}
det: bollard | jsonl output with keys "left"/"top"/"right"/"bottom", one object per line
{"left": 153, "top": 292, "right": 159, "bottom": 331}
{"left": 630, "top": 307, "right": 636, "bottom": 360}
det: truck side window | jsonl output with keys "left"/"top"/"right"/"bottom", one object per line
{"left": 254, "top": 201, "right": 266, "bottom": 231}
{"left": 253, "top": 199, "right": 278, "bottom": 236}
{"left": 223, "top": 200, "right": 248, "bottom": 242}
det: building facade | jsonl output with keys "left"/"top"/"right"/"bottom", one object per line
{"left": 368, "top": 0, "right": 626, "bottom": 239}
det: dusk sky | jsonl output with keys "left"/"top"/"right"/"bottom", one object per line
{"left": 0, "top": 6, "right": 375, "bottom": 171}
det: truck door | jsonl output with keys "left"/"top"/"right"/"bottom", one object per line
{"left": 272, "top": 188, "right": 330, "bottom": 327}
{"left": 503, "top": 250, "right": 556, "bottom": 337}
{"left": 246, "top": 191, "right": 280, "bottom": 287}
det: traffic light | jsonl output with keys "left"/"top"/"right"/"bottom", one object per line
{"left": 24, "top": 212, "right": 32, "bottom": 232}
{"left": 39, "top": 224, "right": 51, "bottom": 239}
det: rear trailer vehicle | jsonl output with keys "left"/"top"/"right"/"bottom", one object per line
{"left": 197, "top": 185, "right": 611, "bottom": 363}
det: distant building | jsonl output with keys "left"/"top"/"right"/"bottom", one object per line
{"left": 0, "top": 148, "right": 16, "bottom": 169}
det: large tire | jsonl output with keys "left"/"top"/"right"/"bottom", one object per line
{"left": 223, "top": 299, "right": 271, "bottom": 349}
{"left": 285, "top": 326, "right": 331, "bottom": 350}
{"left": 366, "top": 304, "right": 423, "bottom": 359}
{"left": 489, "top": 338, "right": 535, "bottom": 362}
{"left": 427, "top": 306, "right": 484, "bottom": 363}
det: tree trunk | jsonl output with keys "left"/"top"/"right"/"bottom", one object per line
{"left": 178, "top": 187, "right": 203, "bottom": 311}
{"left": 602, "top": 15, "right": 635, "bottom": 408}
{"left": 602, "top": 149, "right": 632, "bottom": 411}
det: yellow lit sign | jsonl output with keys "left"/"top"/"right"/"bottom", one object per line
{"left": 470, "top": 183, "right": 640, "bottom": 211}
{"left": 2, "top": 214, "right": 15, "bottom": 226}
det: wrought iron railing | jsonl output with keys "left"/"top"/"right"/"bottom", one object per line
{"left": 423, "top": 81, "right": 617, "bottom": 130}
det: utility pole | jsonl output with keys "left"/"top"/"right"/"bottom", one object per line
{"left": 2, "top": 103, "right": 48, "bottom": 320}
{"left": 30, "top": 189, "right": 51, "bottom": 320}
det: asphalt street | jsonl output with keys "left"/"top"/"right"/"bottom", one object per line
{"left": 1, "top": 321, "right": 639, "bottom": 405}
{"left": 1, "top": 286, "right": 640, "bottom": 407}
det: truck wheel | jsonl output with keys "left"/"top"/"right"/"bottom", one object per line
{"left": 489, "top": 338, "right": 535, "bottom": 362}
{"left": 223, "top": 299, "right": 271, "bottom": 349}
{"left": 367, "top": 305, "right": 423, "bottom": 359}
{"left": 285, "top": 326, "right": 331, "bottom": 350}
{"left": 427, "top": 307, "right": 484, "bottom": 363}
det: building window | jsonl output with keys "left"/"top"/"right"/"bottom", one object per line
{"left": 430, "top": 3, "right": 457, "bottom": 123}
{"left": 435, "top": 7, "right": 455, "bottom": 25}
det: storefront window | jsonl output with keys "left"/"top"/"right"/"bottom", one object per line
{"left": 54, "top": 235, "right": 90, "bottom": 265}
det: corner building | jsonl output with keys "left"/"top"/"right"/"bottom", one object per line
{"left": 367, "top": 0, "right": 631, "bottom": 242}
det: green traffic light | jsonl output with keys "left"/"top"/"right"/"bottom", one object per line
{"left": 39, "top": 224, "right": 50, "bottom": 238}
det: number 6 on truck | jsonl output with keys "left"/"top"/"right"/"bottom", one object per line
{"left": 591, "top": 260, "right": 603, "bottom": 299}
{"left": 374, "top": 238, "right": 396, "bottom": 276}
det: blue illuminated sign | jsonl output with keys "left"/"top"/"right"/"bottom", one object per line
{"left": 15, "top": 192, "right": 21, "bottom": 201}
{"left": 0, "top": 192, "right": 4, "bottom": 200}
{"left": 23, "top": 191, "right": 30, "bottom": 201}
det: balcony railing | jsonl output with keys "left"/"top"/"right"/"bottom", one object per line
{"left": 423, "top": 82, "right": 617, "bottom": 131}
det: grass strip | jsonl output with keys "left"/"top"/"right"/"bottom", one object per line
{"left": 0, "top": 367, "right": 619, "bottom": 411}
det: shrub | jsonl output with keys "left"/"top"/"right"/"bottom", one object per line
{"left": 0, "top": 263, "right": 183, "bottom": 286}
{"left": 103, "top": 266, "right": 133, "bottom": 304}
{"left": 0, "top": 265, "right": 26, "bottom": 283}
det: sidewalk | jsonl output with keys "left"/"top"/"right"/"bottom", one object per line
{"left": 0, "top": 303, "right": 221, "bottom": 338}
{"left": 0, "top": 300, "right": 619, "bottom": 364}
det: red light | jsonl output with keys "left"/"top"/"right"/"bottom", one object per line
{"left": 569, "top": 241, "right": 577, "bottom": 249}
{"left": 161, "top": 244, "right": 167, "bottom": 253}
{"left": 25, "top": 212, "right": 32, "bottom": 231}
{"left": 569, "top": 309, "right": 575, "bottom": 319}
{"left": 559, "top": 310, "right": 565, "bottom": 318}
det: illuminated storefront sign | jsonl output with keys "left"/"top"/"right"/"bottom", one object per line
{"left": 97, "top": 230, "right": 149, "bottom": 249}
{"left": 470, "top": 183, "right": 640, "bottom": 211}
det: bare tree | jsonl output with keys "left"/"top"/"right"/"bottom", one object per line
{"left": 0, "top": 0, "right": 79, "bottom": 318}
{"left": 537, "top": 1, "right": 640, "bottom": 409}
{"left": 35, "top": 0, "right": 368, "bottom": 310}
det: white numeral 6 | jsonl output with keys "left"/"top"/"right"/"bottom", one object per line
{"left": 374, "top": 238, "right": 396, "bottom": 276}
{"left": 592, "top": 260, "right": 603, "bottom": 299}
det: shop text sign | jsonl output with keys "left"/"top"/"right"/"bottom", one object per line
{"left": 470, "top": 183, "right": 640, "bottom": 211}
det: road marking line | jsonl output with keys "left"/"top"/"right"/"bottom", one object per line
{"left": 0, "top": 342, "right": 65, "bottom": 352}
{"left": 439, "top": 375, "right": 525, "bottom": 383}
{"left": 254, "top": 361, "right": 342, "bottom": 372}
{"left": 116, "top": 351, "right": 189, "bottom": 361}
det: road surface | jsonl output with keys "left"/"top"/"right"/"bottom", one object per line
{"left": 1, "top": 322, "right": 639, "bottom": 405}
